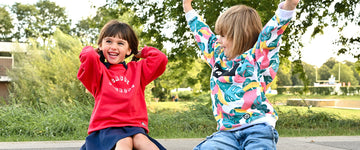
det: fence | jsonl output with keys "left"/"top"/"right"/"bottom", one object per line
{"left": 277, "top": 86, "right": 360, "bottom": 95}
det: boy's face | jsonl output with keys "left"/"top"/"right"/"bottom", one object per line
{"left": 99, "top": 36, "right": 132, "bottom": 65}
{"left": 218, "top": 35, "right": 233, "bottom": 58}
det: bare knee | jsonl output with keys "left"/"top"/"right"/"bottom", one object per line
{"left": 133, "top": 133, "right": 159, "bottom": 150}
{"left": 115, "top": 137, "right": 133, "bottom": 150}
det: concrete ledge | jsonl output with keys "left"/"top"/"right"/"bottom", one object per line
{"left": 287, "top": 99, "right": 338, "bottom": 107}
{"left": 0, "top": 136, "right": 360, "bottom": 150}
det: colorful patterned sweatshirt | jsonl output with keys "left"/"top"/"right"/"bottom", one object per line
{"left": 185, "top": 2, "right": 295, "bottom": 131}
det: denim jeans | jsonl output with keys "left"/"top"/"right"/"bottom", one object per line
{"left": 193, "top": 123, "right": 279, "bottom": 150}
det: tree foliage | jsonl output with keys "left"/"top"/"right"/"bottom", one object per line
{"left": 331, "top": 63, "right": 359, "bottom": 86}
{"left": 0, "top": 6, "right": 13, "bottom": 42}
{"left": 318, "top": 65, "right": 331, "bottom": 81}
{"left": 289, "top": 0, "right": 360, "bottom": 58}
{"left": 5, "top": 0, "right": 360, "bottom": 104}
{"left": 11, "top": 0, "right": 71, "bottom": 42}
{"left": 71, "top": 3, "right": 144, "bottom": 45}
{"left": 277, "top": 63, "right": 292, "bottom": 86}
{"left": 75, "top": 0, "right": 360, "bottom": 92}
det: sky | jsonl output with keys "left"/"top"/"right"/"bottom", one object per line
{"left": 1, "top": 0, "right": 359, "bottom": 67}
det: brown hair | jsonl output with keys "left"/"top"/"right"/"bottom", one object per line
{"left": 215, "top": 5, "right": 262, "bottom": 59}
{"left": 97, "top": 20, "right": 139, "bottom": 61}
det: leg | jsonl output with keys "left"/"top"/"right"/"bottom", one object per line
{"left": 240, "top": 124, "right": 279, "bottom": 150}
{"left": 193, "top": 131, "right": 240, "bottom": 150}
{"left": 133, "top": 133, "right": 159, "bottom": 150}
{"left": 115, "top": 137, "right": 133, "bottom": 150}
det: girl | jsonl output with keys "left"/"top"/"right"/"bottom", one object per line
{"left": 183, "top": 0, "right": 299, "bottom": 149}
{"left": 77, "top": 20, "right": 167, "bottom": 150}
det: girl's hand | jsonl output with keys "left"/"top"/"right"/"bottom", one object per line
{"left": 183, "top": 0, "right": 193, "bottom": 13}
{"left": 134, "top": 49, "right": 142, "bottom": 59}
{"left": 283, "top": 0, "right": 300, "bottom": 10}
{"left": 95, "top": 48, "right": 100, "bottom": 53}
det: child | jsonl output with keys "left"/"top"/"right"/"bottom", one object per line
{"left": 77, "top": 20, "right": 167, "bottom": 150}
{"left": 183, "top": 0, "right": 299, "bottom": 149}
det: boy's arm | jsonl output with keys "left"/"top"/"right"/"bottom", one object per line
{"left": 283, "top": 0, "right": 300, "bottom": 10}
{"left": 183, "top": 0, "right": 219, "bottom": 69}
{"left": 253, "top": 1, "right": 298, "bottom": 91}
{"left": 183, "top": 0, "right": 193, "bottom": 13}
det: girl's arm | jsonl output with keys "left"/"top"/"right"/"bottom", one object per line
{"left": 138, "top": 46, "right": 168, "bottom": 87}
{"left": 253, "top": 1, "right": 298, "bottom": 91}
{"left": 77, "top": 46, "right": 103, "bottom": 96}
{"left": 183, "top": 0, "right": 219, "bottom": 69}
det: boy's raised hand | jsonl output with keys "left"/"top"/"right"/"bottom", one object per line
{"left": 283, "top": 0, "right": 300, "bottom": 10}
{"left": 183, "top": 0, "right": 193, "bottom": 13}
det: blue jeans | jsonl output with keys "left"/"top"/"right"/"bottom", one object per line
{"left": 193, "top": 123, "right": 279, "bottom": 150}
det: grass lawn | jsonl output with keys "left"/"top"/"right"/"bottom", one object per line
{"left": 147, "top": 101, "right": 195, "bottom": 114}
{"left": 0, "top": 95, "right": 359, "bottom": 142}
{"left": 147, "top": 100, "right": 360, "bottom": 138}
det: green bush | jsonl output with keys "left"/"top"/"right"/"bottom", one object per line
{"left": 278, "top": 86, "right": 336, "bottom": 95}
{"left": 173, "top": 91, "right": 211, "bottom": 102}
{"left": 277, "top": 87, "right": 287, "bottom": 95}
{"left": 340, "top": 86, "right": 360, "bottom": 95}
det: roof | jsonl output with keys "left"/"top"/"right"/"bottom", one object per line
{"left": 0, "top": 42, "right": 28, "bottom": 53}
{"left": 0, "top": 76, "right": 11, "bottom": 82}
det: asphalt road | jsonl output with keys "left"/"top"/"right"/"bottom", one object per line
{"left": 0, "top": 136, "right": 359, "bottom": 150}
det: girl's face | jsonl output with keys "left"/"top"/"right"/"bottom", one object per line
{"left": 218, "top": 35, "right": 233, "bottom": 58}
{"left": 99, "top": 36, "right": 132, "bottom": 65}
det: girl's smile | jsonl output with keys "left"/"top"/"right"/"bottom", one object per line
{"left": 100, "top": 37, "right": 132, "bottom": 64}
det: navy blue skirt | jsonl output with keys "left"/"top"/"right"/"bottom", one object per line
{"left": 80, "top": 126, "right": 166, "bottom": 150}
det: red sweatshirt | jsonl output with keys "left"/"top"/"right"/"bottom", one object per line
{"left": 77, "top": 46, "right": 168, "bottom": 134}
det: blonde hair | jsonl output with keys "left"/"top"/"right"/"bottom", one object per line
{"left": 215, "top": 5, "right": 262, "bottom": 59}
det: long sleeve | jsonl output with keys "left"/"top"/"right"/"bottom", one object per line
{"left": 139, "top": 46, "right": 168, "bottom": 87}
{"left": 252, "top": 2, "right": 295, "bottom": 92}
{"left": 186, "top": 9, "right": 219, "bottom": 69}
{"left": 77, "top": 46, "right": 103, "bottom": 96}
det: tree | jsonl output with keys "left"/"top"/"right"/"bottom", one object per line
{"left": 80, "top": 0, "right": 360, "bottom": 91}
{"left": 0, "top": 6, "right": 13, "bottom": 42}
{"left": 323, "top": 57, "right": 337, "bottom": 69}
{"left": 291, "top": 60, "right": 309, "bottom": 88}
{"left": 11, "top": 0, "right": 71, "bottom": 42}
{"left": 288, "top": 0, "right": 360, "bottom": 60}
{"left": 277, "top": 62, "right": 292, "bottom": 86}
{"left": 303, "top": 62, "right": 316, "bottom": 86}
{"left": 110, "top": 0, "right": 287, "bottom": 94}
{"left": 11, "top": 3, "right": 37, "bottom": 42}
{"left": 343, "top": 60, "right": 360, "bottom": 85}
{"left": 35, "top": 0, "right": 71, "bottom": 40}
{"left": 71, "top": 3, "right": 144, "bottom": 45}
{"left": 317, "top": 65, "right": 331, "bottom": 81}
{"left": 331, "top": 63, "right": 359, "bottom": 86}
{"left": 117, "top": 0, "right": 281, "bottom": 61}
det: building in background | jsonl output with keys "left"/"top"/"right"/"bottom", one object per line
{"left": 0, "top": 42, "right": 27, "bottom": 102}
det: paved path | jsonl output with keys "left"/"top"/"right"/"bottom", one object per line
{"left": 0, "top": 136, "right": 359, "bottom": 150}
